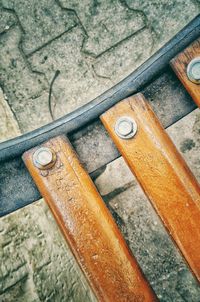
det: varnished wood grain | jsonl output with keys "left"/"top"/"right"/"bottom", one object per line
{"left": 170, "top": 38, "right": 200, "bottom": 107}
{"left": 23, "top": 136, "right": 157, "bottom": 302}
{"left": 101, "top": 94, "right": 200, "bottom": 282}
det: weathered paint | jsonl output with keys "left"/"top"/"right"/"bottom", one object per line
{"left": 101, "top": 93, "right": 200, "bottom": 282}
{"left": 23, "top": 136, "right": 157, "bottom": 302}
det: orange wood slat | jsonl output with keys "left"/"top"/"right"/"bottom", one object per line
{"left": 101, "top": 93, "right": 200, "bottom": 282}
{"left": 170, "top": 38, "right": 200, "bottom": 107}
{"left": 23, "top": 136, "right": 157, "bottom": 302}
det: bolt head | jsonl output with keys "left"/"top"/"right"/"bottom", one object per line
{"left": 187, "top": 57, "right": 200, "bottom": 84}
{"left": 33, "top": 147, "right": 56, "bottom": 169}
{"left": 115, "top": 116, "right": 137, "bottom": 139}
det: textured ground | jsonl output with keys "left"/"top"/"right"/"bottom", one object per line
{"left": 0, "top": 1, "right": 200, "bottom": 301}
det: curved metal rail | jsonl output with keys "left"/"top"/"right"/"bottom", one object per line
{"left": 0, "top": 15, "right": 200, "bottom": 162}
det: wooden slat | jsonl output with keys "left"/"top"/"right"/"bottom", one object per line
{"left": 101, "top": 93, "right": 200, "bottom": 282}
{"left": 23, "top": 136, "right": 157, "bottom": 302}
{"left": 170, "top": 38, "right": 200, "bottom": 107}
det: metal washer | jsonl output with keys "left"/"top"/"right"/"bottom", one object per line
{"left": 187, "top": 57, "right": 200, "bottom": 84}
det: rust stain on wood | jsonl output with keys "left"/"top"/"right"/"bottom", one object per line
{"left": 23, "top": 135, "right": 157, "bottom": 302}
{"left": 170, "top": 38, "right": 200, "bottom": 107}
{"left": 101, "top": 93, "right": 200, "bottom": 283}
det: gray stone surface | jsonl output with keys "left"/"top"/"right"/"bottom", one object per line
{"left": 126, "top": 0, "right": 199, "bottom": 49}
{"left": 0, "top": 0, "right": 199, "bottom": 133}
{"left": 59, "top": 0, "right": 145, "bottom": 56}
{"left": 0, "top": 88, "right": 20, "bottom": 142}
{"left": 29, "top": 26, "right": 109, "bottom": 120}
{"left": 0, "top": 26, "right": 52, "bottom": 132}
{"left": 93, "top": 27, "right": 153, "bottom": 81}
{"left": 0, "top": 201, "right": 96, "bottom": 302}
{"left": 1, "top": 0, "right": 77, "bottom": 54}
{"left": 0, "top": 4, "right": 16, "bottom": 34}
{"left": 0, "top": 1, "right": 200, "bottom": 301}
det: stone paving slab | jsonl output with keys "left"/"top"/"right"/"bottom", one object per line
{"left": 0, "top": 26, "right": 53, "bottom": 132}
{"left": 29, "top": 26, "right": 110, "bottom": 120}
{"left": 59, "top": 0, "right": 145, "bottom": 57}
{"left": 0, "top": 88, "right": 20, "bottom": 142}
{"left": 1, "top": 0, "right": 77, "bottom": 55}
{"left": 0, "top": 4, "right": 16, "bottom": 34}
{"left": 126, "top": 0, "right": 199, "bottom": 48}
{"left": 0, "top": 0, "right": 199, "bottom": 133}
{"left": 93, "top": 27, "right": 153, "bottom": 81}
{"left": 0, "top": 202, "right": 96, "bottom": 302}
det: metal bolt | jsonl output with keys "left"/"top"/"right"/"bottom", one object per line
{"left": 115, "top": 116, "right": 137, "bottom": 139}
{"left": 33, "top": 147, "right": 56, "bottom": 169}
{"left": 187, "top": 57, "right": 200, "bottom": 84}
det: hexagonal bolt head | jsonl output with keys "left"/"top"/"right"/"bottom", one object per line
{"left": 187, "top": 57, "right": 200, "bottom": 84}
{"left": 115, "top": 116, "right": 137, "bottom": 139}
{"left": 33, "top": 147, "right": 56, "bottom": 170}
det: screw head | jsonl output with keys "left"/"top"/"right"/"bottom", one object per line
{"left": 187, "top": 57, "right": 200, "bottom": 84}
{"left": 33, "top": 147, "right": 56, "bottom": 169}
{"left": 115, "top": 116, "right": 137, "bottom": 139}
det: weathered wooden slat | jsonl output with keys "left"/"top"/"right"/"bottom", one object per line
{"left": 23, "top": 136, "right": 157, "bottom": 302}
{"left": 101, "top": 93, "right": 200, "bottom": 282}
{"left": 170, "top": 38, "right": 200, "bottom": 107}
